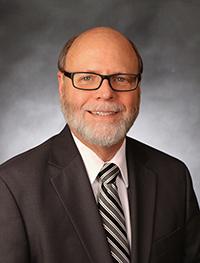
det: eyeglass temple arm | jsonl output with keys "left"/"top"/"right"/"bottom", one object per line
{"left": 138, "top": 73, "right": 142, "bottom": 83}
{"left": 63, "top": 71, "right": 72, "bottom": 79}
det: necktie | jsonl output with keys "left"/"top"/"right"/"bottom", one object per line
{"left": 98, "top": 163, "right": 130, "bottom": 263}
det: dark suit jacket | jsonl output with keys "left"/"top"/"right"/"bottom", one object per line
{"left": 0, "top": 125, "right": 200, "bottom": 263}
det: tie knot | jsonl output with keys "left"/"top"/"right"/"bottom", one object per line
{"left": 98, "top": 163, "right": 120, "bottom": 185}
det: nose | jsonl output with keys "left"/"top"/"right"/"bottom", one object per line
{"left": 94, "top": 79, "right": 115, "bottom": 101}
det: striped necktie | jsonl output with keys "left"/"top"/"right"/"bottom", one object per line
{"left": 98, "top": 163, "right": 130, "bottom": 263}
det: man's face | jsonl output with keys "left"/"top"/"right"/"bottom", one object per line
{"left": 58, "top": 28, "right": 141, "bottom": 148}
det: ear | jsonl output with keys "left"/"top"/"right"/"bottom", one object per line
{"left": 58, "top": 71, "right": 64, "bottom": 103}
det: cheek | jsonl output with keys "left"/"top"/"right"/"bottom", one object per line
{"left": 119, "top": 92, "right": 139, "bottom": 112}
{"left": 66, "top": 88, "right": 91, "bottom": 108}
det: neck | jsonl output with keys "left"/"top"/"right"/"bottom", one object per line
{"left": 70, "top": 129, "right": 125, "bottom": 162}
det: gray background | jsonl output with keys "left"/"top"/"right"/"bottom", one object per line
{"left": 0, "top": 0, "right": 200, "bottom": 203}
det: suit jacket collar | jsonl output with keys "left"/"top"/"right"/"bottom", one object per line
{"left": 48, "top": 125, "right": 157, "bottom": 263}
{"left": 48, "top": 125, "right": 79, "bottom": 169}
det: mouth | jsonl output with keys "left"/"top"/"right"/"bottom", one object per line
{"left": 89, "top": 111, "right": 117, "bottom": 116}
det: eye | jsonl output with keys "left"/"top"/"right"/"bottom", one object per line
{"left": 82, "top": 76, "right": 91, "bottom": 81}
{"left": 116, "top": 77, "right": 125, "bottom": 82}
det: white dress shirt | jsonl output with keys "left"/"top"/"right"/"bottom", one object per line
{"left": 72, "top": 133, "right": 131, "bottom": 247}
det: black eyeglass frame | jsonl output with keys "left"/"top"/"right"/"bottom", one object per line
{"left": 63, "top": 71, "right": 141, "bottom": 92}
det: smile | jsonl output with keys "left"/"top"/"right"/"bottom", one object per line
{"left": 89, "top": 111, "right": 116, "bottom": 116}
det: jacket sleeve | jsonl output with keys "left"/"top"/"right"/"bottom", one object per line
{"left": 0, "top": 177, "right": 30, "bottom": 262}
{"left": 183, "top": 167, "right": 200, "bottom": 262}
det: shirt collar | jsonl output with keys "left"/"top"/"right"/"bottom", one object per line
{"left": 71, "top": 133, "right": 129, "bottom": 188}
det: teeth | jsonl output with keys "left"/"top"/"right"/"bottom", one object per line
{"left": 91, "top": 112, "right": 115, "bottom": 116}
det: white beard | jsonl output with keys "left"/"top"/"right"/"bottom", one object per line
{"left": 61, "top": 91, "right": 140, "bottom": 147}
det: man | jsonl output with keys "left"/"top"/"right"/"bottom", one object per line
{"left": 0, "top": 27, "right": 199, "bottom": 263}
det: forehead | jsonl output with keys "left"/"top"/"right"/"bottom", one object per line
{"left": 65, "top": 29, "right": 138, "bottom": 73}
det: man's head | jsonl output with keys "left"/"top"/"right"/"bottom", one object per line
{"left": 58, "top": 27, "right": 143, "bottom": 151}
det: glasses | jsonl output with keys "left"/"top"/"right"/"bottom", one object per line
{"left": 63, "top": 71, "right": 141, "bottom": 92}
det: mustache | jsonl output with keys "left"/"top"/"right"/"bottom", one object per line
{"left": 81, "top": 103, "right": 125, "bottom": 112}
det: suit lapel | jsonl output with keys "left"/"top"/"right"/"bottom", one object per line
{"left": 126, "top": 138, "right": 157, "bottom": 263}
{"left": 49, "top": 126, "right": 113, "bottom": 263}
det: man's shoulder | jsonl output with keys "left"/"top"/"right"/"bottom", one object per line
{"left": 0, "top": 125, "right": 78, "bottom": 182}
{"left": 0, "top": 125, "right": 80, "bottom": 198}
{"left": 0, "top": 135, "right": 55, "bottom": 176}
{"left": 126, "top": 136, "right": 187, "bottom": 172}
{"left": 0, "top": 125, "right": 72, "bottom": 170}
